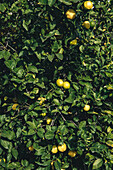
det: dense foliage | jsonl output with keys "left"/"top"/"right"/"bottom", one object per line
{"left": 0, "top": 0, "right": 113, "bottom": 169}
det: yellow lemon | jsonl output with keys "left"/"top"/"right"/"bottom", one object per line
{"left": 66, "top": 9, "right": 76, "bottom": 20}
{"left": 41, "top": 113, "right": 46, "bottom": 116}
{"left": 83, "top": 104, "right": 90, "bottom": 111}
{"left": 63, "top": 81, "right": 70, "bottom": 89}
{"left": 28, "top": 146, "right": 34, "bottom": 151}
{"left": 56, "top": 79, "right": 64, "bottom": 87}
{"left": 12, "top": 104, "right": 19, "bottom": 110}
{"left": 82, "top": 21, "right": 90, "bottom": 29}
{"left": 84, "top": 1, "right": 93, "bottom": 9}
{"left": 68, "top": 150, "right": 77, "bottom": 157}
{"left": 51, "top": 145, "right": 58, "bottom": 154}
{"left": 58, "top": 143, "right": 67, "bottom": 152}
{"left": 46, "top": 118, "right": 52, "bottom": 124}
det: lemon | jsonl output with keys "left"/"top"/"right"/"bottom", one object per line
{"left": 83, "top": 104, "right": 90, "bottom": 111}
{"left": 90, "top": 21, "right": 95, "bottom": 27}
{"left": 12, "top": 104, "right": 19, "bottom": 110}
{"left": 51, "top": 145, "right": 58, "bottom": 154}
{"left": 56, "top": 79, "right": 64, "bottom": 87}
{"left": 46, "top": 118, "right": 52, "bottom": 124}
{"left": 68, "top": 150, "right": 77, "bottom": 157}
{"left": 28, "top": 146, "right": 34, "bottom": 151}
{"left": 58, "top": 143, "right": 67, "bottom": 152}
{"left": 84, "top": 1, "right": 93, "bottom": 9}
{"left": 82, "top": 21, "right": 90, "bottom": 29}
{"left": 66, "top": 9, "right": 76, "bottom": 20}
{"left": 63, "top": 81, "right": 70, "bottom": 89}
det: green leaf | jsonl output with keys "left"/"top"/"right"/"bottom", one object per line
{"left": 54, "top": 160, "right": 61, "bottom": 170}
{"left": 56, "top": 53, "right": 63, "bottom": 60}
{"left": 0, "top": 3, "right": 6, "bottom": 12}
{"left": 48, "top": 0, "right": 56, "bottom": 6}
{"left": 1, "top": 130, "right": 15, "bottom": 140}
{"left": 64, "top": 92, "right": 75, "bottom": 103}
{"left": 106, "top": 140, "right": 113, "bottom": 147}
{"left": 7, "top": 162, "right": 21, "bottom": 169}
{"left": 1, "top": 139, "right": 12, "bottom": 149}
{"left": 52, "top": 41, "right": 59, "bottom": 53}
{"left": 53, "top": 98, "right": 60, "bottom": 105}
{"left": 27, "top": 65, "right": 38, "bottom": 73}
{"left": 26, "top": 121, "right": 36, "bottom": 129}
{"left": 45, "top": 131, "right": 54, "bottom": 140}
{"left": 28, "top": 129, "right": 36, "bottom": 135}
{"left": 0, "top": 50, "right": 11, "bottom": 60}
{"left": 107, "top": 133, "right": 113, "bottom": 140}
{"left": 37, "top": 128, "right": 45, "bottom": 138}
{"left": 79, "top": 121, "right": 86, "bottom": 129}
{"left": 12, "top": 148, "right": 18, "bottom": 160}
{"left": 4, "top": 60, "right": 16, "bottom": 70}
{"left": 16, "top": 128, "right": 22, "bottom": 138}
{"left": 23, "top": 20, "right": 28, "bottom": 31}
{"left": 47, "top": 54, "right": 54, "bottom": 62}
{"left": 58, "top": 0, "right": 72, "bottom": 5}
{"left": 102, "top": 110, "right": 113, "bottom": 116}
{"left": 92, "top": 159, "right": 103, "bottom": 169}
{"left": 38, "top": 0, "right": 48, "bottom": 5}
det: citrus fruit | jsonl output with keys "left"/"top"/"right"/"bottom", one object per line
{"left": 58, "top": 143, "right": 67, "bottom": 152}
{"left": 84, "top": 1, "right": 93, "bottom": 9}
{"left": 28, "top": 146, "right": 34, "bottom": 151}
{"left": 12, "top": 103, "right": 19, "bottom": 110}
{"left": 90, "top": 21, "right": 95, "bottom": 27}
{"left": 56, "top": 79, "right": 64, "bottom": 87}
{"left": 70, "top": 39, "right": 77, "bottom": 45}
{"left": 63, "top": 81, "right": 70, "bottom": 89}
{"left": 82, "top": 21, "right": 90, "bottom": 29}
{"left": 41, "top": 113, "right": 46, "bottom": 116}
{"left": 83, "top": 104, "right": 90, "bottom": 111}
{"left": 66, "top": 9, "right": 76, "bottom": 20}
{"left": 68, "top": 150, "right": 77, "bottom": 157}
{"left": 51, "top": 145, "right": 58, "bottom": 154}
{"left": 46, "top": 118, "right": 52, "bottom": 124}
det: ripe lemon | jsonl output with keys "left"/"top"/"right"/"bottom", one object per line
{"left": 83, "top": 104, "right": 90, "bottom": 111}
{"left": 66, "top": 9, "right": 76, "bottom": 20}
{"left": 84, "top": 1, "right": 93, "bottom": 9}
{"left": 63, "top": 81, "right": 70, "bottom": 89}
{"left": 12, "top": 103, "right": 19, "bottom": 110}
{"left": 51, "top": 145, "right": 58, "bottom": 154}
{"left": 58, "top": 143, "right": 67, "bottom": 152}
{"left": 56, "top": 79, "right": 64, "bottom": 87}
{"left": 41, "top": 113, "right": 46, "bottom": 116}
{"left": 82, "top": 21, "right": 90, "bottom": 29}
{"left": 28, "top": 146, "right": 34, "bottom": 151}
{"left": 46, "top": 118, "right": 52, "bottom": 124}
{"left": 70, "top": 39, "right": 77, "bottom": 45}
{"left": 68, "top": 150, "right": 77, "bottom": 157}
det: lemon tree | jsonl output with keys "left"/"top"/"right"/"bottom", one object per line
{"left": 0, "top": 0, "right": 113, "bottom": 169}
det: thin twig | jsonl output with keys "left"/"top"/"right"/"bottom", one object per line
{"left": 59, "top": 112, "right": 66, "bottom": 121}
{"left": 70, "top": 120, "right": 79, "bottom": 128}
